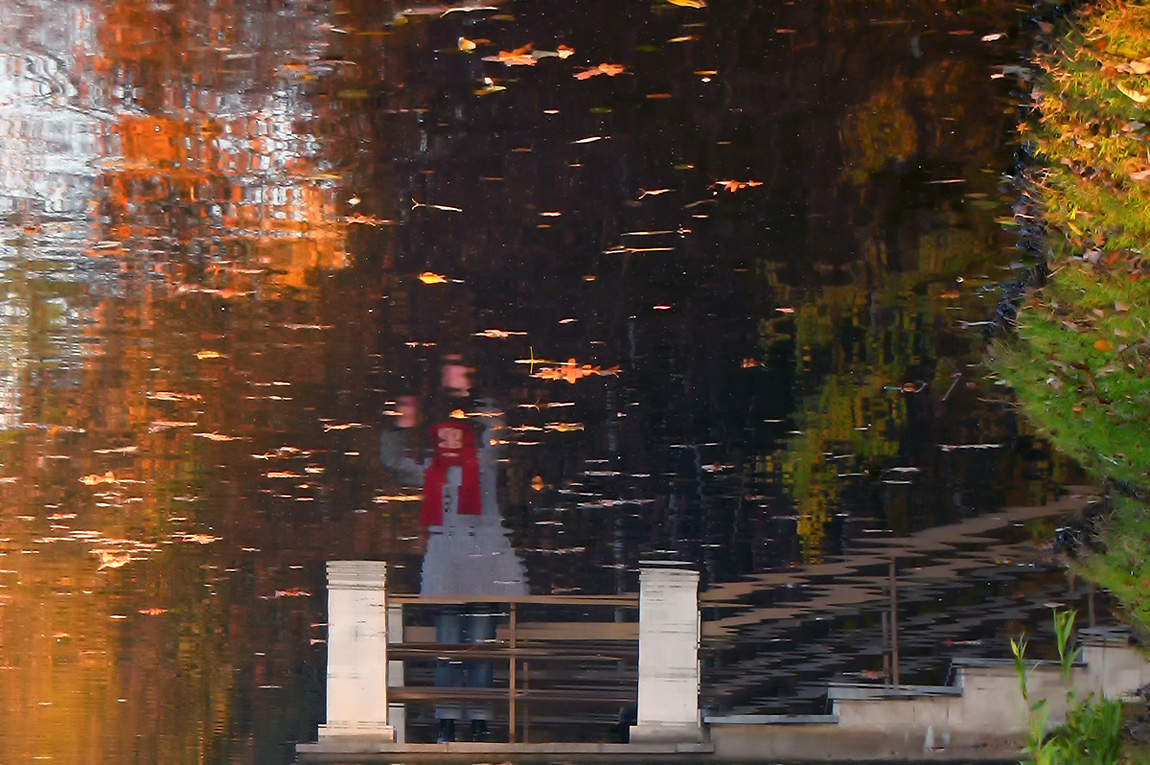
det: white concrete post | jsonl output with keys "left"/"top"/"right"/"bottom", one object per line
{"left": 630, "top": 564, "right": 703, "bottom": 743}
{"left": 318, "top": 560, "right": 395, "bottom": 742}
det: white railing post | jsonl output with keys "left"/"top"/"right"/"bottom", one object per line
{"left": 630, "top": 563, "right": 703, "bottom": 743}
{"left": 318, "top": 560, "right": 395, "bottom": 742}
{"left": 387, "top": 602, "right": 407, "bottom": 743}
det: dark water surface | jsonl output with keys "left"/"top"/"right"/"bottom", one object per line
{"left": 0, "top": 0, "right": 1104, "bottom": 761}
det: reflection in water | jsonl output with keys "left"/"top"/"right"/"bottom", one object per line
{"left": 381, "top": 393, "right": 528, "bottom": 741}
{"left": 0, "top": 0, "right": 1107, "bottom": 760}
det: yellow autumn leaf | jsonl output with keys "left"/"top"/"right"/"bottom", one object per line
{"left": 196, "top": 349, "right": 222, "bottom": 360}
{"left": 80, "top": 470, "right": 116, "bottom": 486}
{"left": 418, "top": 271, "right": 447, "bottom": 284}
{"left": 1116, "top": 82, "right": 1148, "bottom": 103}
{"left": 1093, "top": 339, "right": 1113, "bottom": 352}
{"left": 666, "top": 0, "right": 706, "bottom": 6}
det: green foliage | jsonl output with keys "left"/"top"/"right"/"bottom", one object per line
{"left": 1078, "top": 496, "right": 1150, "bottom": 636}
{"left": 992, "top": 0, "right": 1150, "bottom": 645}
{"left": 1013, "top": 610, "right": 1123, "bottom": 765}
{"left": 994, "top": 0, "right": 1150, "bottom": 495}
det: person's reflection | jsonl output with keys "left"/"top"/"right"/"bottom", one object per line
{"left": 380, "top": 375, "right": 527, "bottom": 743}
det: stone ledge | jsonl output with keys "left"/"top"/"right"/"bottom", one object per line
{"left": 297, "top": 741, "right": 715, "bottom": 759}
{"left": 704, "top": 713, "right": 839, "bottom": 725}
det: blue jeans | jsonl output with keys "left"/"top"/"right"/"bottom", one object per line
{"left": 435, "top": 607, "right": 496, "bottom": 721}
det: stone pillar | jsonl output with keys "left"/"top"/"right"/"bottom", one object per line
{"left": 630, "top": 564, "right": 703, "bottom": 743}
{"left": 318, "top": 560, "right": 395, "bottom": 742}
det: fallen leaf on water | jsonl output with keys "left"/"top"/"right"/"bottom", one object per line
{"left": 139, "top": 608, "right": 168, "bottom": 616}
{"left": 196, "top": 350, "right": 223, "bottom": 360}
{"left": 939, "top": 443, "right": 1004, "bottom": 452}
{"left": 556, "top": 44, "right": 574, "bottom": 59}
{"left": 639, "top": 188, "right": 672, "bottom": 198}
{"left": 668, "top": 35, "right": 700, "bottom": 43}
{"left": 419, "top": 271, "right": 448, "bottom": 284}
{"left": 574, "top": 63, "right": 625, "bottom": 80}
{"left": 146, "top": 391, "right": 203, "bottom": 402}
{"left": 474, "top": 329, "right": 528, "bottom": 338}
{"left": 193, "top": 432, "right": 245, "bottom": 441}
{"left": 459, "top": 36, "right": 477, "bottom": 51}
{"left": 572, "top": 136, "right": 606, "bottom": 144}
{"left": 149, "top": 420, "right": 198, "bottom": 432}
{"left": 263, "top": 588, "right": 311, "bottom": 599}
{"left": 412, "top": 199, "right": 463, "bottom": 212}
{"left": 532, "top": 358, "right": 621, "bottom": 384}
{"left": 665, "top": 0, "right": 706, "bottom": 7}
{"left": 345, "top": 213, "right": 395, "bottom": 226}
{"left": 80, "top": 471, "right": 117, "bottom": 486}
{"left": 484, "top": 43, "right": 536, "bottom": 66}
{"left": 94, "top": 549, "right": 131, "bottom": 569}
{"left": 180, "top": 534, "right": 221, "bottom": 544}
{"left": 712, "top": 179, "right": 764, "bottom": 192}
{"left": 93, "top": 446, "right": 138, "bottom": 455}
{"left": 475, "top": 77, "right": 506, "bottom": 95}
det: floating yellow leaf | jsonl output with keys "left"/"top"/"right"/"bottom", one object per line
{"left": 532, "top": 358, "right": 621, "bottom": 384}
{"left": 419, "top": 271, "right": 448, "bottom": 284}
{"left": 94, "top": 549, "right": 131, "bottom": 570}
{"left": 666, "top": 0, "right": 706, "bottom": 6}
{"left": 574, "top": 63, "right": 626, "bottom": 80}
{"left": 712, "top": 179, "right": 764, "bottom": 192}
{"left": 459, "top": 36, "right": 477, "bottom": 51}
{"left": 196, "top": 350, "right": 223, "bottom": 360}
{"left": 80, "top": 471, "right": 116, "bottom": 486}
{"left": 193, "top": 432, "right": 244, "bottom": 441}
{"left": 475, "top": 77, "right": 506, "bottom": 95}
{"left": 484, "top": 43, "right": 536, "bottom": 66}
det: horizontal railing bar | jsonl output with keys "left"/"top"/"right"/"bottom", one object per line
{"left": 390, "top": 645, "right": 636, "bottom": 661}
{"left": 389, "top": 594, "right": 639, "bottom": 606}
{"left": 389, "top": 686, "right": 636, "bottom": 703}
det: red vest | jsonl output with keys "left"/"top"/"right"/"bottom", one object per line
{"left": 420, "top": 421, "right": 481, "bottom": 525}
